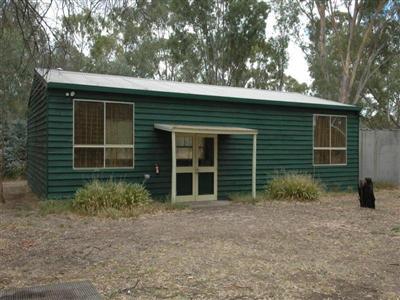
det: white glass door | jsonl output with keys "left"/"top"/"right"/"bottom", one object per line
{"left": 175, "top": 134, "right": 217, "bottom": 201}
{"left": 175, "top": 134, "right": 195, "bottom": 201}
{"left": 196, "top": 135, "right": 217, "bottom": 201}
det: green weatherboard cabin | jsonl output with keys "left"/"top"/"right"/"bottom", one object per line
{"left": 27, "top": 69, "right": 360, "bottom": 201}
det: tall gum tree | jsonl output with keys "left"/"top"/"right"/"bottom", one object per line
{"left": 295, "top": 0, "right": 399, "bottom": 105}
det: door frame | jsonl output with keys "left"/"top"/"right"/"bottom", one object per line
{"left": 174, "top": 133, "right": 218, "bottom": 202}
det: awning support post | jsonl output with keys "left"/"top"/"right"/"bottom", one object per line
{"left": 171, "top": 131, "right": 176, "bottom": 203}
{"left": 252, "top": 134, "right": 257, "bottom": 200}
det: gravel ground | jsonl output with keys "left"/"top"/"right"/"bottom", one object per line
{"left": 0, "top": 181, "right": 399, "bottom": 299}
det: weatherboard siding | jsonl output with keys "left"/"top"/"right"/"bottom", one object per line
{"left": 45, "top": 88, "right": 359, "bottom": 199}
{"left": 27, "top": 74, "right": 48, "bottom": 198}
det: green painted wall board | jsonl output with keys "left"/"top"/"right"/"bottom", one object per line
{"left": 43, "top": 88, "right": 359, "bottom": 199}
{"left": 27, "top": 73, "right": 48, "bottom": 197}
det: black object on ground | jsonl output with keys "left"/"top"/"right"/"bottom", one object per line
{"left": 358, "top": 177, "right": 376, "bottom": 209}
{"left": 0, "top": 280, "right": 101, "bottom": 300}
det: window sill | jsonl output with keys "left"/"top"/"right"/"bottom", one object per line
{"left": 73, "top": 167, "right": 135, "bottom": 171}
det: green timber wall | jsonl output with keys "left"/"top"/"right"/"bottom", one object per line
{"left": 44, "top": 87, "right": 359, "bottom": 199}
{"left": 27, "top": 74, "right": 48, "bottom": 197}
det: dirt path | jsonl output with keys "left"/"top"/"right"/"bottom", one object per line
{"left": 1, "top": 182, "right": 399, "bottom": 299}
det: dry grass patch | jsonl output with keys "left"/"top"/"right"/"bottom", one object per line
{"left": 39, "top": 199, "right": 188, "bottom": 219}
{"left": 1, "top": 181, "right": 400, "bottom": 299}
{"left": 374, "top": 181, "right": 399, "bottom": 190}
{"left": 228, "top": 192, "right": 264, "bottom": 204}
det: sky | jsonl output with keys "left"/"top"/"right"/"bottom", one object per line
{"left": 265, "top": 9, "right": 312, "bottom": 86}
{"left": 287, "top": 42, "right": 312, "bottom": 85}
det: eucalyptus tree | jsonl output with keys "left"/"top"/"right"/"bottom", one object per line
{"left": 57, "top": 0, "right": 303, "bottom": 91}
{"left": 294, "top": 0, "right": 400, "bottom": 105}
{"left": 361, "top": 55, "right": 400, "bottom": 128}
{"left": 0, "top": 0, "right": 54, "bottom": 202}
{"left": 164, "top": 0, "right": 302, "bottom": 90}
{"left": 167, "top": 0, "right": 272, "bottom": 86}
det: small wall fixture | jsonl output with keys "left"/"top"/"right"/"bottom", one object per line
{"left": 143, "top": 174, "right": 151, "bottom": 185}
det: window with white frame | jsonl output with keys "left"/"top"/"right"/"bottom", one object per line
{"left": 313, "top": 115, "right": 347, "bottom": 165}
{"left": 73, "top": 100, "right": 134, "bottom": 169}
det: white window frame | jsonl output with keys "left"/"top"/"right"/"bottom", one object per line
{"left": 73, "top": 99, "right": 135, "bottom": 170}
{"left": 313, "top": 114, "right": 347, "bottom": 166}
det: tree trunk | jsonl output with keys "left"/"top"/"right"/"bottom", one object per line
{"left": 338, "top": 0, "right": 387, "bottom": 104}
{"left": 0, "top": 124, "right": 4, "bottom": 204}
{"left": 339, "top": 76, "right": 350, "bottom": 103}
{"left": 0, "top": 172, "right": 4, "bottom": 203}
{"left": 0, "top": 89, "right": 5, "bottom": 203}
{"left": 339, "top": 56, "right": 351, "bottom": 103}
{"left": 316, "top": 2, "right": 327, "bottom": 75}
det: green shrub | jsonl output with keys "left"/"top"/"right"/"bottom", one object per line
{"left": 2, "top": 120, "right": 27, "bottom": 178}
{"left": 73, "top": 180, "right": 151, "bottom": 214}
{"left": 266, "top": 172, "right": 323, "bottom": 201}
{"left": 391, "top": 226, "right": 400, "bottom": 235}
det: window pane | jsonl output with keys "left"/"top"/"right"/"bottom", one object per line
{"left": 74, "top": 101, "right": 104, "bottom": 145}
{"left": 176, "top": 136, "right": 193, "bottom": 167}
{"left": 198, "top": 137, "right": 214, "bottom": 167}
{"left": 105, "top": 148, "right": 133, "bottom": 167}
{"left": 177, "top": 173, "right": 193, "bottom": 196}
{"left": 314, "top": 116, "right": 330, "bottom": 147}
{"left": 106, "top": 103, "right": 133, "bottom": 145}
{"left": 74, "top": 148, "right": 104, "bottom": 168}
{"left": 314, "top": 150, "right": 330, "bottom": 165}
{"left": 198, "top": 172, "right": 214, "bottom": 195}
{"left": 331, "top": 117, "right": 346, "bottom": 147}
{"left": 331, "top": 150, "right": 346, "bottom": 164}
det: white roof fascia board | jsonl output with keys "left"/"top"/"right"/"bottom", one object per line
{"left": 154, "top": 123, "right": 258, "bottom": 135}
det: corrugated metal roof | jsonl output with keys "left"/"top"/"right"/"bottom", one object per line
{"left": 37, "top": 68, "right": 358, "bottom": 111}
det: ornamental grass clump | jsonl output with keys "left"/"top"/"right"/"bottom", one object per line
{"left": 73, "top": 180, "right": 151, "bottom": 214}
{"left": 266, "top": 172, "right": 323, "bottom": 201}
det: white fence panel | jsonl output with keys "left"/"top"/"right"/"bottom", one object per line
{"left": 360, "top": 129, "right": 400, "bottom": 184}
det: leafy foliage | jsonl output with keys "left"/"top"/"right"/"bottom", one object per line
{"left": 2, "top": 120, "right": 26, "bottom": 178}
{"left": 275, "top": 0, "right": 400, "bottom": 128}
{"left": 290, "top": 0, "right": 400, "bottom": 120}
{"left": 361, "top": 56, "right": 400, "bottom": 128}
{"left": 72, "top": 180, "right": 151, "bottom": 215}
{"left": 0, "top": 1, "right": 51, "bottom": 121}
{"left": 51, "top": 0, "right": 305, "bottom": 92}
{"left": 265, "top": 172, "right": 323, "bottom": 201}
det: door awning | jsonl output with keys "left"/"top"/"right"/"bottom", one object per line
{"left": 154, "top": 123, "right": 258, "bottom": 135}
